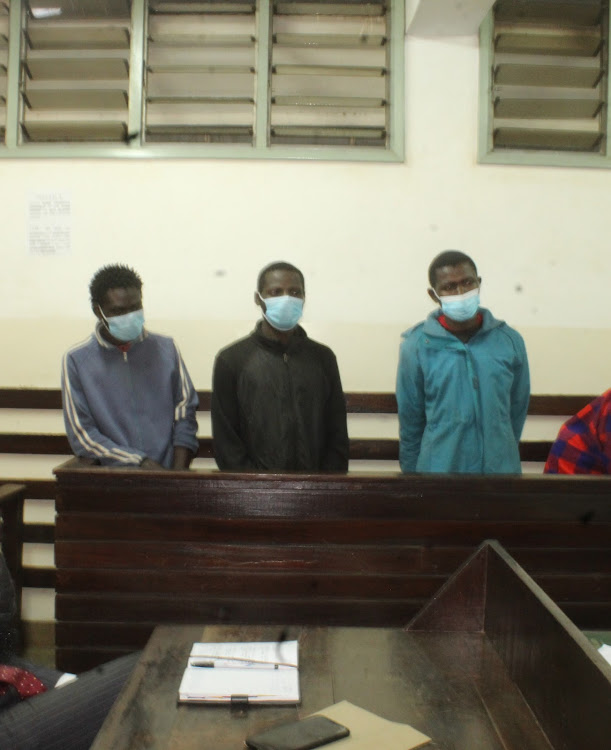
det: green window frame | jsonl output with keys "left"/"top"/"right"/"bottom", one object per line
{"left": 0, "top": 0, "right": 405, "bottom": 161}
{"left": 479, "top": 0, "right": 611, "bottom": 168}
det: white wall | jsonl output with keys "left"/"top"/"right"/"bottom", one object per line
{"left": 2, "top": 34, "right": 611, "bottom": 620}
{"left": 1, "top": 34, "right": 610, "bottom": 395}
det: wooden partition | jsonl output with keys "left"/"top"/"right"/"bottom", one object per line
{"left": 54, "top": 461, "right": 611, "bottom": 672}
{"left": 0, "top": 388, "right": 598, "bottom": 603}
{"left": 0, "top": 483, "right": 25, "bottom": 613}
{"left": 91, "top": 541, "right": 611, "bottom": 750}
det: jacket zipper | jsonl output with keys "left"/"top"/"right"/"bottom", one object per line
{"left": 283, "top": 352, "right": 298, "bottom": 466}
{"left": 123, "top": 348, "right": 145, "bottom": 451}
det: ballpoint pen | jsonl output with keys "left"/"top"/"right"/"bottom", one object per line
{"left": 190, "top": 655, "right": 297, "bottom": 668}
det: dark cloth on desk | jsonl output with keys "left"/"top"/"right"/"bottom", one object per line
{"left": 212, "top": 322, "right": 349, "bottom": 471}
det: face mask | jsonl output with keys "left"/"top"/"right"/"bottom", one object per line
{"left": 436, "top": 288, "right": 480, "bottom": 322}
{"left": 100, "top": 308, "right": 145, "bottom": 342}
{"left": 259, "top": 293, "right": 304, "bottom": 332}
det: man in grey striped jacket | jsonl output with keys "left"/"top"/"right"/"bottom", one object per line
{"left": 61, "top": 264, "right": 199, "bottom": 470}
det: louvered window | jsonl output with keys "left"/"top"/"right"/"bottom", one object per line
{"left": 0, "top": 3, "right": 8, "bottom": 142}
{"left": 0, "top": 0, "right": 403, "bottom": 159}
{"left": 270, "top": 1, "right": 390, "bottom": 147}
{"left": 482, "top": 0, "right": 609, "bottom": 157}
{"left": 20, "top": 0, "right": 131, "bottom": 143}
{"left": 145, "top": 1, "right": 257, "bottom": 144}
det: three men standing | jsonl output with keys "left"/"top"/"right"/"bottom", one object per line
{"left": 62, "top": 254, "right": 530, "bottom": 476}
{"left": 396, "top": 251, "right": 530, "bottom": 474}
{"left": 211, "top": 262, "right": 349, "bottom": 472}
{"left": 62, "top": 264, "right": 199, "bottom": 470}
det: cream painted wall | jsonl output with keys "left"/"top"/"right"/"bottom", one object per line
{"left": 1, "top": 35, "right": 610, "bottom": 394}
{"left": 4, "top": 32, "right": 611, "bottom": 621}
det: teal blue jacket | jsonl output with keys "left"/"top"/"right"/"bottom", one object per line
{"left": 396, "top": 308, "right": 530, "bottom": 474}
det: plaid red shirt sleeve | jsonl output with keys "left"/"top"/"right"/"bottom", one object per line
{"left": 544, "top": 389, "right": 611, "bottom": 474}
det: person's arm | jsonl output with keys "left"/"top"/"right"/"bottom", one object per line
{"left": 211, "top": 354, "right": 256, "bottom": 471}
{"left": 509, "top": 333, "right": 530, "bottom": 443}
{"left": 321, "top": 352, "right": 349, "bottom": 471}
{"left": 396, "top": 336, "right": 426, "bottom": 473}
{"left": 545, "top": 397, "right": 604, "bottom": 474}
{"left": 170, "top": 344, "right": 199, "bottom": 470}
{"left": 171, "top": 446, "right": 194, "bottom": 471}
{"left": 61, "top": 353, "right": 146, "bottom": 467}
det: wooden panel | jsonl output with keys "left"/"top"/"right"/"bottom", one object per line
{"left": 0, "top": 387, "right": 597, "bottom": 415}
{"left": 0, "top": 387, "right": 62, "bottom": 408}
{"left": 484, "top": 544, "right": 611, "bottom": 750}
{"left": 11, "top": 479, "right": 56, "bottom": 498}
{"left": 23, "top": 568, "right": 55, "bottom": 589}
{"left": 0, "top": 434, "right": 566, "bottom": 462}
{"left": 53, "top": 468, "right": 611, "bottom": 673}
{"left": 56, "top": 593, "right": 421, "bottom": 630}
{"left": 0, "top": 434, "right": 71, "bottom": 454}
{"left": 55, "top": 539, "right": 432, "bottom": 573}
{"left": 53, "top": 471, "right": 611, "bottom": 521}
{"left": 56, "top": 567, "right": 446, "bottom": 599}
{"left": 0, "top": 484, "right": 25, "bottom": 610}
{"left": 55, "top": 513, "right": 611, "bottom": 547}
{"left": 23, "top": 524, "right": 55, "bottom": 544}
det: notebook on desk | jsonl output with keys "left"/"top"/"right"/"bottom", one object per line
{"left": 178, "top": 640, "right": 300, "bottom": 704}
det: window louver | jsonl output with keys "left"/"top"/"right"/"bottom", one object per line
{"left": 20, "top": 0, "right": 131, "bottom": 143}
{"left": 270, "top": 0, "right": 390, "bottom": 147}
{"left": 491, "top": 0, "right": 608, "bottom": 153}
{"left": 0, "top": 3, "right": 9, "bottom": 143}
{"left": 145, "top": 0, "right": 257, "bottom": 144}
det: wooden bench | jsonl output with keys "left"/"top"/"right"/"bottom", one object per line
{"left": 54, "top": 462, "right": 611, "bottom": 672}
{"left": 0, "top": 387, "right": 596, "bottom": 465}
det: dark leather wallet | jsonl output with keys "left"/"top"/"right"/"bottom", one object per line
{"left": 244, "top": 715, "right": 350, "bottom": 750}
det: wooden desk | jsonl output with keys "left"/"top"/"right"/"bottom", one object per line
{"left": 91, "top": 541, "right": 611, "bottom": 750}
{"left": 91, "top": 623, "right": 551, "bottom": 750}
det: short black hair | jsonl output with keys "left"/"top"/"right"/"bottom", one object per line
{"left": 428, "top": 250, "right": 478, "bottom": 288}
{"left": 257, "top": 261, "right": 305, "bottom": 293}
{"left": 89, "top": 264, "right": 143, "bottom": 308}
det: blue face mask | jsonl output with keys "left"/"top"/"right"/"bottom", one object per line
{"left": 436, "top": 288, "right": 480, "bottom": 322}
{"left": 259, "top": 294, "right": 304, "bottom": 332}
{"left": 101, "top": 308, "right": 145, "bottom": 342}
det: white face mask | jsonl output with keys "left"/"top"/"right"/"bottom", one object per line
{"left": 435, "top": 288, "right": 480, "bottom": 322}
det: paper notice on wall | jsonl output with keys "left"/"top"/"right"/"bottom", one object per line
{"left": 28, "top": 192, "right": 71, "bottom": 256}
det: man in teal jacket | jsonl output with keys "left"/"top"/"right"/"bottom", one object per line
{"left": 396, "top": 250, "right": 530, "bottom": 474}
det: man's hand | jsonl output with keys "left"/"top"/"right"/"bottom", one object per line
{"left": 139, "top": 457, "right": 165, "bottom": 470}
{"left": 172, "top": 446, "right": 195, "bottom": 471}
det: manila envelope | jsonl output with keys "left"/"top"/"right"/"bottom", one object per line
{"left": 311, "top": 700, "right": 431, "bottom": 750}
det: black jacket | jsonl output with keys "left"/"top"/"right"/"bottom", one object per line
{"left": 211, "top": 323, "right": 349, "bottom": 471}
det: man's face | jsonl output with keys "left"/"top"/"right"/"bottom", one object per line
{"left": 428, "top": 262, "right": 480, "bottom": 303}
{"left": 255, "top": 270, "right": 305, "bottom": 311}
{"left": 95, "top": 286, "right": 142, "bottom": 320}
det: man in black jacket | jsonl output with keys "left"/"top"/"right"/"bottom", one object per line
{"left": 211, "top": 261, "right": 349, "bottom": 472}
